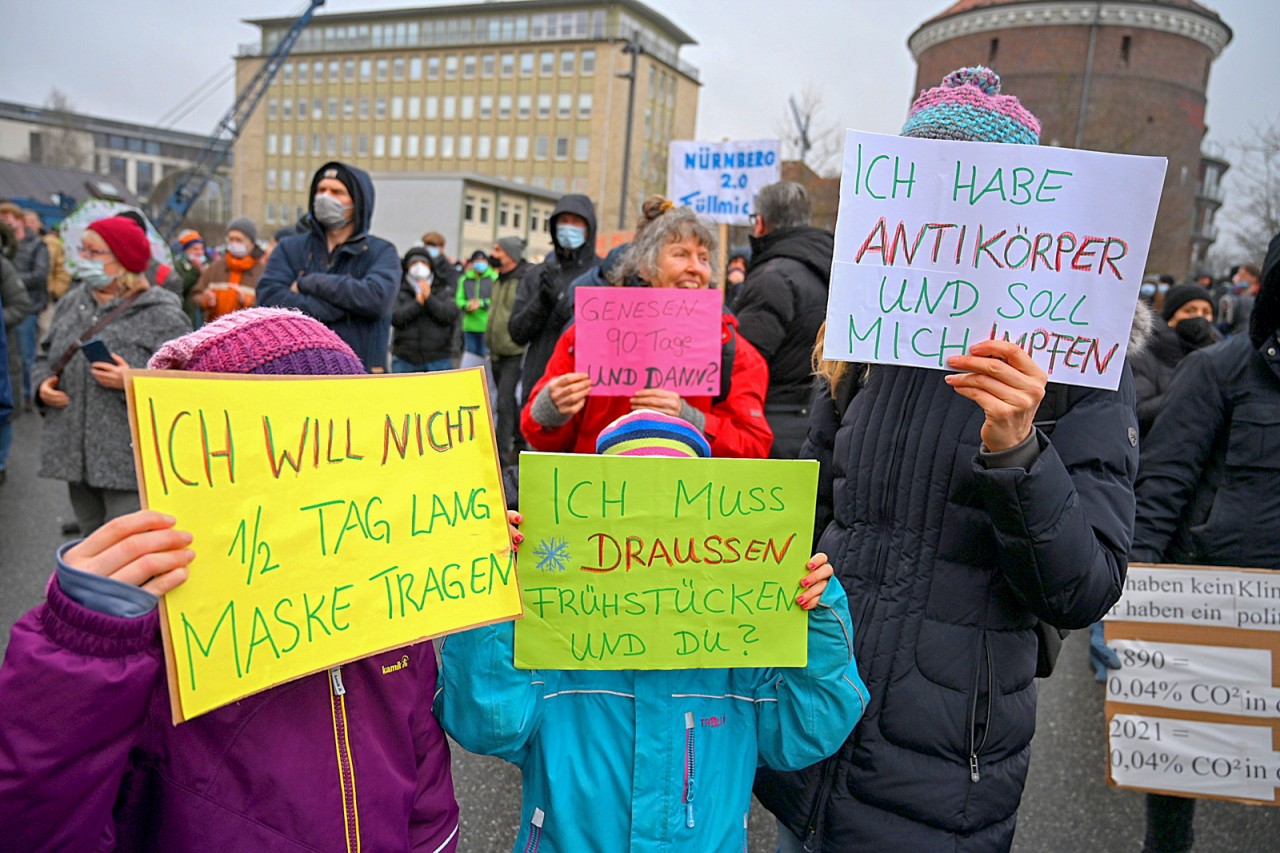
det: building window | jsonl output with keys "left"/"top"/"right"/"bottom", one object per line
{"left": 520, "top": 51, "right": 534, "bottom": 76}
{"left": 344, "top": 60, "right": 355, "bottom": 81}
{"left": 501, "top": 53, "right": 514, "bottom": 77}
{"left": 1121, "top": 35, "right": 1132, "bottom": 67}
{"left": 581, "top": 50, "right": 595, "bottom": 75}
{"left": 988, "top": 37, "right": 999, "bottom": 65}
{"left": 555, "top": 136, "right": 569, "bottom": 160}
{"left": 408, "top": 97, "right": 421, "bottom": 119}
{"left": 529, "top": 210, "right": 539, "bottom": 232}
{"left": 283, "top": 99, "right": 292, "bottom": 120}
{"left": 360, "top": 59, "right": 372, "bottom": 81}
{"left": 552, "top": 177, "right": 566, "bottom": 193}
{"left": 328, "top": 97, "right": 337, "bottom": 119}
{"left": 517, "top": 94, "right": 531, "bottom": 119}
{"left": 313, "top": 60, "right": 323, "bottom": 83}
{"left": 266, "top": 202, "right": 276, "bottom": 224}
{"left": 464, "top": 54, "right": 477, "bottom": 78}
{"left": 540, "top": 51, "right": 554, "bottom": 75}
{"left": 328, "top": 60, "right": 339, "bottom": 81}
{"left": 327, "top": 134, "right": 336, "bottom": 155}
{"left": 477, "top": 135, "right": 491, "bottom": 159}
{"left": 359, "top": 97, "right": 370, "bottom": 119}
{"left": 445, "top": 56, "right": 457, "bottom": 79}
{"left": 459, "top": 135, "right": 472, "bottom": 158}
{"left": 465, "top": 195, "right": 475, "bottom": 222}
{"left": 267, "top": 99, "right": 277, "bottom": 119}
{"left": 427, "top": 56, "right": 439, "bottom": 79}
{"left": 424, "top": 135, "right": 437, "bottom": 157}
{"left": 426, "top": 96, "right": 438, "bottom": 119}
{"left": 441, "top": 135, "right": 454, "bottom": 158}
{"left": 344, "top": 97, "right": 354, "bottom": 118}
{"left": 375, "top": 59, "right": 387, "bottom": 80}
{"left": 479, "top": 198, "right": 490, "bottom": 224}
{"left": 376, "top": 97, "right": 387, "bottom": 119}
{"left": 461, "top": 95, "right": 475, "bottom": 119}
{"left": 410, "top": 57, "right": 422, "bottom": 80}
{"left": 480, "top": 95, "right": 494, "bottom": 119}
{"left": 373, "top": 135, "right": 385, "bottom": 157}
{"left": 537, "top": 94, "right": 551, "bottom": 118}
{"left": 282, "top": 63, "right": 293, "bottom": 84}
{"left": 312, "top": 134, "right": 321, "bottom": 155}
{"left": 393, "top": 58, "right": 405, "bottom": 80}
{"left": 496, "top": 135, "right": 511, "bottom": 159}
{"left": 282, "top": 134, "right": 293, "bottom": 155}
{"left": 407, "top": 135, "right": 419, "bottom": 157}
{"left": 515, "top": 135, "right": 529, "bottom": 160}
{"left": 482, "top": 54, "right": 495, "bottom": 77}
{"left": 535, "top": 136, "right": 548, "bottom": 160}
{"left": 498, "top": 95, "right": 512, "bottom": 119}
{"left": 312, "top": 100, "right": 323, "bottom": 120}
{"left": 578, "top": 93, "right": 593, "bottom": 118}
{"left": 499, "top": 201, "right": 510, "bottom": 227}
{"left": 513, "top": 207, "right": 522, "bottom": 229}
{"left": 297, "top": 62, "right": 308, "bottom": 84}
{"left": 358, "top": 135, "right": 368, "bottom": 156}
{"left": 557, "top": 94, "right": 571, "bottom": 118}
{"left": 390, "top": 135, "right": 402, "bottom": 157}
{"left": 342, "top": 134, "right": 352, "bottom": 156}
{"left": 444, "top": 96, "right": 456, "bottom": 119}
{"left": 281, "top": 170, "right": 292, "bottom": 190}
{"left": 560, "top": 51, "right": 574, "bottom": 75}
{"left": 574, "top": 136, "right": 589, "bottom": 161}
{"left": 392, "top": 96, "right": 403, "bottom": 119}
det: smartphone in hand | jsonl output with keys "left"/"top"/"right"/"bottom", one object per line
{"left": 80, "top": 338, "right": 114, "bottom": 364}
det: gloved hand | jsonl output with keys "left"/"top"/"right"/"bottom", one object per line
{"left": 1089, "top": 621, "right": 1121, "bottom": 682}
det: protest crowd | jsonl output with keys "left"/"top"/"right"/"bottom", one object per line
{"left": 0, "top": 58, "right": 1277, "bottom": 853}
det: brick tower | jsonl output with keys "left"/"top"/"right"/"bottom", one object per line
{"left": 908, "top": 0, "right": 1232, "bottom": 278}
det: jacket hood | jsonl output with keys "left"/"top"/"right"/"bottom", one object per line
{"left": 305, "top": 161, "right": 375, "bottom": 240}
{"left": 548, "top": 193, "right": 597, "bottom": 257}
{"left": 1252, "top": 230, "right": 1280, "bottom": 347}
{"left": 748, "top": 226, "right": 834, "bottom": 282}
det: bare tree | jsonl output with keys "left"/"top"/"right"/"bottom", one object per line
{"left": 1223, "top": 122, "right": 1280, "bottom": 263}
{"left": 36, "top": 88, "right": 90, "bottom": 169}
{"left": 775, "top": 84, "right": 844, "bottom": 178}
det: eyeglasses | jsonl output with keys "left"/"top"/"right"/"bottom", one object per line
{"left": 78, "top": 244, "right": 112, "bottom": 259}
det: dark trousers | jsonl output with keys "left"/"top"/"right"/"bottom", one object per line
{"left": 491, "top": 354, "right": 523, "bottom": 466}
{"left": 1144, "top": 793, "right": 1195, "bottom": 852}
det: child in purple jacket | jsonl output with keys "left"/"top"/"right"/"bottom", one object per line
{"left": 0, "top": 309, "right": 460, "bottom": 852}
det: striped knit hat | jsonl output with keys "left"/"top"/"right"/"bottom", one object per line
{"left": 595, "top": 410, "right": 711, "bottom": 458}
{"left": 148, "top": 307, "right": 365, "bottom": 375}
{"left": 901, "top": 66, "right": 1040, "bottom": 146}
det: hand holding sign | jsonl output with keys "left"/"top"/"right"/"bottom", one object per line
{"left": 945, "top": 339, "right": 1048, "bottom": 451}
{"left": 629, "top": 387, "right": 683, "bottom": 417}
{"left": 63, "top": 510, "right": 195, "bottom": 597}
{"left": 548, "top": 372, "right": 592, "bottom": 416}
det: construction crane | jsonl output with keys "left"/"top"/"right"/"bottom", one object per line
{"left": 155, "top": 0, "right": 325, "bottom": 240}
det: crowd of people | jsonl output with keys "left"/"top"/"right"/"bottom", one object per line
{"left": 0, "top": 64, "right": 1276, "bottom": 852}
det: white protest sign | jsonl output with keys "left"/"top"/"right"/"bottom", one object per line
{"left": 1106, "top": 566, "right": 1280, "bottom": 630}
{"left": 1106, "top": 640, "right": 1280, "bottom": 717}
{"left": 667, "top": 139, "right": 781, "bottom": 225}
{"left": 824, "top": 130, "right": 1166, "bottom": 390}
{"left": 1110, "top": 714, "right": 1280, "bottom": 801}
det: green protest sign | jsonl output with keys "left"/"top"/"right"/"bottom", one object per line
{"left": 514, "top": 452, "right": 818, "bottom": 669}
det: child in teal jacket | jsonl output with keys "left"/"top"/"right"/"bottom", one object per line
{"left": 437, "top": 411, "right": 867, "bottom": 852}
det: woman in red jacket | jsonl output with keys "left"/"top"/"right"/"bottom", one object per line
{"left": 520, "top": 198, "right": 773, "bottom": 458}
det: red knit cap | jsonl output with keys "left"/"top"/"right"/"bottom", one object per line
{"left": 87, "top": 215, "right": 151, "bottom": 273}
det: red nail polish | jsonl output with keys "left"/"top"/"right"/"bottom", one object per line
{"left": 800, "top": 578, "right": 810, "bottom": 587}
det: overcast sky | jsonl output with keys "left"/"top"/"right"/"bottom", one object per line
{"left": 5, "top": 0, "right": 1276, "bottom": 256}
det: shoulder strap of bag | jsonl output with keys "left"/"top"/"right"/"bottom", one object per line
{"left": 49, "top": 290, "right": 144, "bottom": 378}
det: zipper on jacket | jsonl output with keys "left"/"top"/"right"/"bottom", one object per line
{"left": 329, "top": 665, "right": 360, "bottom": 852}
{"left": 967, "top": 636, "right": 994, "bottom": 783}
{"left": 800, "top": 757, "right": 840, "bottom": 852}
{"left": 683, "top": 711, "right": 697, "bottom": 828}
{"left": 523, "top": 807, "right": 545, "bottom": 853}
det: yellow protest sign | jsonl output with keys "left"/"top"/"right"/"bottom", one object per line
{"left": 126, "top": 368, "right": 520, "bottom": 723}
{"left": 514, "top": 452, "right": 818, "bottom": 669}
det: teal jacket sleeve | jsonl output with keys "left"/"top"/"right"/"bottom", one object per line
{"left": 435, "top": 620, "right": 557, "bottom": 766}
{"left": 753, "top": 578, "right": 867, "bottom": 771}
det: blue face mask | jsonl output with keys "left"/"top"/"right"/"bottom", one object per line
{"left": 78, "top": 257, "right": 116, "bottom": 291}
{"left": 1157, "top": 283, "right": 1171, "bottom": 294}
{"left": 472, "top": 260, "right": 489, "bottom": 275}
{"left": 556, "top": 223, "right": 587, "bottom": 251}
{"left": 426, "top": 245, "right": 441, "bottom": 259}
{"left": 1139, "top": 283, "right": 1157, "bottom": 298}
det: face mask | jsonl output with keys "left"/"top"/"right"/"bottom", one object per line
{"left": 226, "top": 241, "right": 251, "bottom": 259}
{"left": 1174, "top": 316, "right": 1215, "bottom": 348}
{"left": 556, "top": 223, "right": 587, "bottom": 251}
{"left": 1139, "top": 283, "right": 1156, "bottom": 299}
{"left": 314, "top": 193, "right": 353, "bottom": 229}
{"left": 426, "top": 245, "right": 441, "bottom": 259}
{"left": 408, "top": 262, "right": 432, "bottom": 281}
{"left": 1157, "top": 283, "right": 1171, "bottom": 294}
{"left": 78, "top": 258, "right": 116, "bottom": 291}
{"left": 472, "top": 260, "right": 489, "bottom": 275}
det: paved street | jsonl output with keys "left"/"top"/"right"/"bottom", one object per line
{"left": 1, "top": 410, "right": 1275, "bottom": 851}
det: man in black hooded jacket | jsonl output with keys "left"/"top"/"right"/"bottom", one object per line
{"left": 736, "top": 181, "right": 833, "bottom": 458}
{"left": 508, "top": 194, "right": 600, "bottom": 408}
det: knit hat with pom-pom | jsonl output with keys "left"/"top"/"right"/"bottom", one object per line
{"left": 148, "top": 307, "right": 365, "bottom": 375}
{"left": 901, "top": 66, "right": 1040, "bottom": 146}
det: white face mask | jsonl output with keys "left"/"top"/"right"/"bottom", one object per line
{"left": 408, "top": 262, "right": 432, "bottom": 281}
{"left": 226, "top": 241, "right": 251, "bottom": 259}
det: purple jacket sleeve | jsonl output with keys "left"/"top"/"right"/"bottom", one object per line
{"left": 0, "top": 578, "right": 162, "bottom": 852}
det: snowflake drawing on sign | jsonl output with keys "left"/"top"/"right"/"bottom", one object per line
{"left": 533, "top": 536, "right": 571, "bottom": 572}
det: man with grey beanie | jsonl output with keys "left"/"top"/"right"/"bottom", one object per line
{"left": 487, "top": 236, "right": 530, "bottom": 466}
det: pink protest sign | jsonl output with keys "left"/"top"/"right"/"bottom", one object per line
{"left": 573, "top": 287, "right": 723, "bottom": 396}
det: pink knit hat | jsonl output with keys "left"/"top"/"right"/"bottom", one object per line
{"left": 902, "top": 66, "right": 1040, "bottom": 146}
{"left": 148, "top": 308, "right": 365, "bottom": 375}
